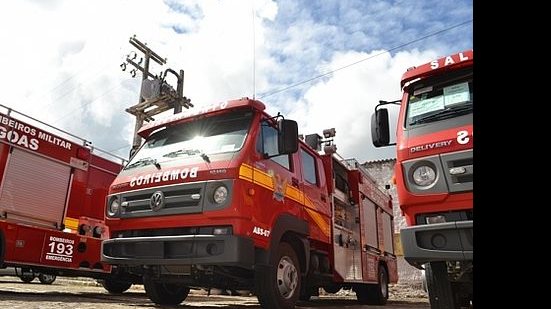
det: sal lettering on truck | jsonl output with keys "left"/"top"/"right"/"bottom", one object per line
{"left": 130, "top": 167, "right": 199, "bottom": 187}
{"left": 45, "top": 236, "right": 74, "bottom": 263}
{"left": 430, "top": 52, "right": 470, "bottom": 69}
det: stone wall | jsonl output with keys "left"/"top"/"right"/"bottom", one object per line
{"left": 362, "top": 159, "right": 423, "bottom": 285}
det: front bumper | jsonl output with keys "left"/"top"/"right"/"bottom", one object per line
{"left": 102, "top": 234, "right": 254, "bottom": 269}
{"left": 401, "top": 220, "right": 473, "bottom": 268}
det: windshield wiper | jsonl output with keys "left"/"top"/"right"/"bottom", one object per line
{"left": 200, "top": 153, "right": 211, "bottom": 163}
{"left": 410, "top": 103, "right": 472, "bottom": 125}
{"left": 163, "top": 148, "right": 201, "bottom": 158}
{"left": 125, "top": 157, "right": 161, "bottom": 170}
{"left": 163, "top": 148, "right": 211, "bottom": 163}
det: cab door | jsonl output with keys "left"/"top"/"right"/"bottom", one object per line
{"left": 250, "top": 119, "right": 302, "bottom": 245}
{"left": 297, "top": 146, "right": 331, "bottom": 244}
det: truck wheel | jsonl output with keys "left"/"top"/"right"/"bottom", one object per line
{"left": 143, "top": 277, "right": 190, "bottom": 305}
{"left": 299, "top": 286, "right": 317, "bottom": 301}
{"left": 323, "top": 284, "right": 342, "bottom": 294}
{"left": 355, "top": 266, "right": 389, "bottom": 305}
{"left": 425, "top": 262, "right": 455, "bottom": 309}
{"left": 38, "top": 274, "right": 56, "bottom": 284}
{"left": 19, "top": 274, "right": 35, "bottom": 283}
{"left": 100, "top": 278, "right": 132, "bottom": 294}
{"left": 256, "top": 242, "right": 301, "bottom": 309}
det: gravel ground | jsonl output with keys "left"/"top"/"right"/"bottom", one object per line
{"left": 0, "top": 276, "right": 429, "bottom": 308}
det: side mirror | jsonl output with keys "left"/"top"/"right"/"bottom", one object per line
{"left": 278, "top": 119, "right": 299, "bottom": 154}
{"left": 371, "top": 108, "right": 390, "bottom": 147}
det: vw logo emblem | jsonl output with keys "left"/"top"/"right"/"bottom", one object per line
{"left": 150, "top": 191, "right": 165, "bottom": 211}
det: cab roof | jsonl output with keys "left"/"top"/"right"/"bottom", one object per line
{"left": 137, "top": 98, "right": 266, "bottom": 138}
{"left": 401, "top": 50, "right": 473, "bottom": 88}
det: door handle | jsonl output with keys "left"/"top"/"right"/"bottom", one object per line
{"left": 291, "top": 177, "right": 299, "bottom": 187}
{"left": 321, "top": 194, "right": 327, "bottom": 202}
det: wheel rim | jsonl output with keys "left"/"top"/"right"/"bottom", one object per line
{"left": 41, "top": 275, "right": 55, "bottom": 283}
{"left": 380, "top": 270, "right": 388, "bottom": 298}
{"left": 277, "top": 256, "right": 298, "bottom": 299}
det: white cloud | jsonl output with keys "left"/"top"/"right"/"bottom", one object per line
{"left": 282, "top": 49, "right": 439, "bottom": 162}
{"left": 0, "top": 0, "right": 278, "bottom": 156}
{"left": 0, "top": 0, "right": 470, "bottom": 161}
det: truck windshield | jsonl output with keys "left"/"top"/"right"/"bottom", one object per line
{"left": 125, "top": 109, "right": 253, "bottom": 170}
{"left": 406, "top": 73, "right": 472, "bottom": 127}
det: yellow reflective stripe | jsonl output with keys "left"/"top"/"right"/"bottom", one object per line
{"left": 238, "top": 163, "right": 330, "bottom": 237}
{"left": 239, "top": 163, "right": 253, "bottom": 181}
{"left": 64, "top": 217, "right": 79, "bottom": 230}
{"left": 305, "top": 207, "right": 331, "bottom": 237}
{"left": 239, "top": 163, "right": 274, "bottom": 190}
{"left": 253, "top": 168, "right": 274, "bottom": 190}
{"left": 285, "top": 185, "right": 303, "bottom": 203}
{"left": 304, "top": 196, "right": 315, "bottom": 209}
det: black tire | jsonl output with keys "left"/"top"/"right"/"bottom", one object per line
{"left": 38, "top": 274, "right": 56, "bottom": 284}
{"left": 256, "top": 242, "right": 301, "bottom": 309}
{"left": 355, "top": 265, "right": 389, "bottom": 305}
{"left": 143, "top": 277, "right": 190, "bottom": 305}
{"left": 323, "top": 284, "right": 342, "bottom": 294}
{"left": 100, "top": 278, "right": 132, "bottom": 294}
{"left": 299, "top": 286, "right": 316, "bottom": 302}
{"left": 425, "top": 262, "right": 455, "bottom": 309}
{"left": 19, "top": 274, "right": 35, "bottom": 283}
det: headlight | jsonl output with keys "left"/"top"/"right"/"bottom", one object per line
{"left": 412, "top": 165, "right": 436, "bottom": 186}
{"left": 108, "top": 198, "right": 120, "bottom": 216}
{"left": 213, "top": 186, "right": 228, "bottom": 204}
{"left": 426, "top": 215, "right": 446, "bottom": 224}
{"left": 213, "top": 227, "right": 232, "bottom": 235}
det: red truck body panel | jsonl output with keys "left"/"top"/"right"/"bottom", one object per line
{"left": 0, "top": 105, "right": 123, "bottom": 276}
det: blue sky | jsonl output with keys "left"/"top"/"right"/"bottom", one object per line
{"left": 0, "top": 0, "right": 472, "bottom": 162}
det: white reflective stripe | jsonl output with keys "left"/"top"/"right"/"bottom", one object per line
{"left": 0, "top": 148, "right": 71, "bottom": 228}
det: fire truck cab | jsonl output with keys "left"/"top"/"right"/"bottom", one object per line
{"left": 102, "top": 98, "right": 397, "bottom": 308}
{"left": 371, "top": 50, "right": 473, "bottom": 308}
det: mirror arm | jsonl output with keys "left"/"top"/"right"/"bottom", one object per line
{"left": 375, "top": 99, "right": 401, "bottom": 113}
{"left": 265, "top": 112, "right": 284, "bottom": 124}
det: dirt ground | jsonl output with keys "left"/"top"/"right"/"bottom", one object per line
{"left": 0, "top": 276, "right": 429, "bottom": 308}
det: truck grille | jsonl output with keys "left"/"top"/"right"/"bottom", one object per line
{"left": 441, "top": 150, "right": 473, "bottom": 193}
{"left": 118, "top": 182, "right": 205, "bottom": 218}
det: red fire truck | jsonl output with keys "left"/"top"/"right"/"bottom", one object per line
{"left": 371, "top": 50, "right": 473, "bottom": 308}
{"left": 0, "top": 104, "right": 136, "bottom": 293}
{"left": 102, "top": 98, "right": 397, "bottom": 308}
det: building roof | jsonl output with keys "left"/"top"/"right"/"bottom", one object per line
{"left": 362, "top": 158, "right": 396, "bottom": 165}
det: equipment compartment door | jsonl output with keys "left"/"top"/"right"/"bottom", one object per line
{"left": 0, "top": 148, "right": 72, "bottom": 229}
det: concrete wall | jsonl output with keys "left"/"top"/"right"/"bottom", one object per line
{"left": 362, "top": 159, "right": 423, "bottom": 285}
{"left": 362, "top": 159, "right": 406, "bottom": 232}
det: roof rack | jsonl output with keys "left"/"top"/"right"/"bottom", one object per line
{"left": 0, "top": 104, "right": 127, "bottom": 165}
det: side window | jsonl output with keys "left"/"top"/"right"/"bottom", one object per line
{"left": 300, "top": 148, "right": 318, "bottom": 185}
{"left": 256, "top": 122, "right": 291, "bottom": 170}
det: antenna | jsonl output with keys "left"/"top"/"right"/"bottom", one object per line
{"left": 252, "top": 0, "right": 256, "bottom": 99}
